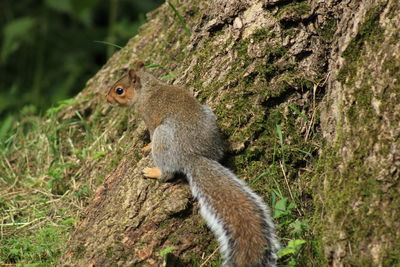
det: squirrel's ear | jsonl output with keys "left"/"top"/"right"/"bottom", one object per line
{"left": 128, "top": 69, "right": 141, "bottom": 89}
{"left": 135, "top": 61, "right": 145, "bottom": 71}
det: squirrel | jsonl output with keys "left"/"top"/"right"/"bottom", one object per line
{"left": 106, "top": 62, "right": 280, "bottom": 267}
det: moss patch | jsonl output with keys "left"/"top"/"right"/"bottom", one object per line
{"left": 337, "top": 4, "right": 385, "bottom": 85}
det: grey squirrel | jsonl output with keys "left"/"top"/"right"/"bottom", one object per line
{"left": 106, "top": 62, "right": 280, "bottom": 267}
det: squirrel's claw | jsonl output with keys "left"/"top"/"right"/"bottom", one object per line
{"left": 141, "top": 143, "right": 152, "bottom": 153}
{"left": 142, "top": 167, "right": 161, "bottom": 179}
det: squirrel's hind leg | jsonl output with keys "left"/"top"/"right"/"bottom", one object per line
{"left": 150, "top": 120, "right": 182, "bottom": 182}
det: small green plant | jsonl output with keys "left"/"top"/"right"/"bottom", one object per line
{"left": 271, "top": 189, "right": 308, "bottom": 266}
{"left": 278, "top": 239, "right": 306, "bottom": 262}
{"left": 263, "top": 105, "right": 319, "bottom": 266}
{"left": 160, "top": 246, "right": 177, "bottom": 257}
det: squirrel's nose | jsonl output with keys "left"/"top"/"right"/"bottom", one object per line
{"left": 106, "top": 95, "right": 115, "bottom": 105}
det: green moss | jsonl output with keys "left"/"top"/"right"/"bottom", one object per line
{"left": 346, "top": 84, "right": 375, "bottom": 124}
{"left": 383, "top": 57, "right": 400, "bottom": 77}
{"left": 267, "top": 45, "right": 287, "bottom": 63}
{"left": 319, "top": 18, "right": 338, "bottom": 41}
{"left": 233, "top": 39, "right": 252, "bottom": 67}
{"left": 251, "top": 28, "right": 272, "bottom": 41}
{"left": 275, "top": 1, "right": 311, "bottom": 20}
{"left": 313, "top": 141, "right": 397, "bottom": 265}
{"left": 337, "top": 4, "right": 385, "bottom": 84}
{"left": 106, "top": 246, "right": 116, "bottom": 258}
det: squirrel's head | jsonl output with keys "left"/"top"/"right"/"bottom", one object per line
{"left": 106, "top": 61, "right": 144, "bottom": 106}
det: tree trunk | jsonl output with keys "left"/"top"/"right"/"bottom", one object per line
{"left": 61, "top": 0, "right": 400, "bottom": 266}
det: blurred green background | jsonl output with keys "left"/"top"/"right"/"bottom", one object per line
{"left": 0, "top": 0, "right": 163, "bottom": 133}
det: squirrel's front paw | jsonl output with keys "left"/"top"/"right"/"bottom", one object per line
{"left": 142, "top": 167, "right": 161, "bottom": 179}
{"left": 141, "top": 142, "right": 152, "bottom": 153}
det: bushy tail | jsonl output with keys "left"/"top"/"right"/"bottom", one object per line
{"left": 184, "top": 156, "right": 280, "bottom": 267}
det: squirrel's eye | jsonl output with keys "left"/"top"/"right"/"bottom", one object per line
{"left": 116, "top": 87, "right": 124, "bottom": 95}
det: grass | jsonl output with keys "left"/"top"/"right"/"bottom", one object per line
{"left": 0, "top": 95, "right": 129, "bottom": 266}
{"left": 242, "top": 98, "right": 321, "bottom": 266}
{"left": 269, "top": 122, "right": 316, "bottom": 266}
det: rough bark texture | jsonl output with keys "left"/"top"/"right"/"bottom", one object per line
{"left": 60, "top": 0, "right": 399, "bottom": 266}
{"left": 319, "top": 0, "right": 400, "bottom": 266}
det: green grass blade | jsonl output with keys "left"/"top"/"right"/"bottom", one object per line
{"left": 93, "top": 40, "right": 123, "bottom": 49}
{"left": 167, "top": 1, "right": 191, "bottom": 37}
{"left": 276, "top": 124, "right": 284, "bottom": 152}
{"left": 288, "top": 104, "right": 308, "bottom": 121}
{"left": 145, "top": 63, "right": 162, "bottom": 69}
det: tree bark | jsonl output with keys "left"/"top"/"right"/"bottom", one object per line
{"left": 61, "top": 0, "right": 400, "bottom": 266}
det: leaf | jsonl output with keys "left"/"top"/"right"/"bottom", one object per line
{"left": 277, "top": 239, "right": 306, "bottom": 258}
{"left": 61, "top": 217, "right": 77, "bottom": 226}
{"left": 1, "top": 17, "right": 36, "bottom": 62}
{"left": 145, "top": 63, "right": 162, "bottom": 69}
{"left": 92, "top": 151, "right": 106, "bottom": 160}
{"left": 287, "top": 201, "right": 296, "bottom": 211}
{"left": 295, "top": 148, "right": 313, "bottom": 158}
{"left": 276, "top": 124, "right": 284, "bottom": 153}
{"left": 161, "top": 73, "right": 177, "bottom": 80}
{"left": 0, "top": 115, "right": 14, "bottom": 141}
{"left": 290, "top": 219, "right": 309, "bottom": 234}
{"left": 160, "top": 246, "right": 176, "bottom": 257}
{"left": 273, "top": 197, "right": 288, "bottom": 218}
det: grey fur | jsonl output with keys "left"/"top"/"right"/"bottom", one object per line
{"left": 132, "top": 69, "right": 279, "bottom": 266}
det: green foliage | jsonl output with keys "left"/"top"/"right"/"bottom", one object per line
{"left": 0, "top": 0, "right": 163, "bottom": 120}
{"left": 278, "top": 239, "right": 306, "bottom": 259}
{"left": 1, "top": 17, "right": 36, "bottom": 62}
{"left": 0, "top": 115, "right": 14, "bottom": 141}
{"left": 271, "top": 184, "right": 311, "bottom": 266}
